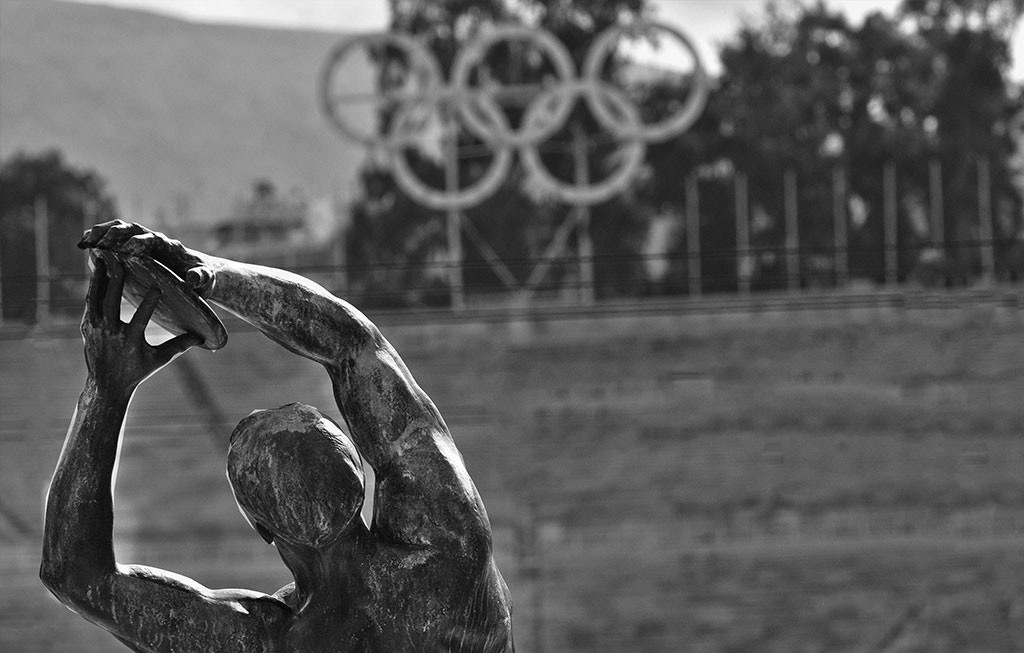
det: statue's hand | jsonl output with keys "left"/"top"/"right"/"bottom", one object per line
{"left": 82, "top": 256, "right": 200, "bottom": 398}
{"left": 79, "top": 220, "right": 214, "bottom": 294}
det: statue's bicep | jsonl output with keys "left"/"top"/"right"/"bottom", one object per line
{"left": 90, "top": 566, "right": 288, "bottom": 651}
{"left": 370, "top": 429, "right": 491, "bottom": 552}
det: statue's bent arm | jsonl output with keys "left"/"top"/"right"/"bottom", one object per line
{"left": 79, "top": 219, "right": 493, "bottom": 552}
{"left": 200, "top": 257, "right": 493, "bottom": 554}
{"left": 40, "top": 258, "right": 290, "bottom": 651}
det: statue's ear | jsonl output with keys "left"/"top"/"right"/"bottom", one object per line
{"left": 255, "top": 522, "right": 275, "bottom": 544}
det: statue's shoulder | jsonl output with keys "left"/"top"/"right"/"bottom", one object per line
{"left": 271, "top": 582, "right": 298, "bottom": 609}
{"left": 209, "top": 586, "right": 293, "bottom": 621}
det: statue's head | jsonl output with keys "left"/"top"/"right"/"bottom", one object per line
{"left": 227, "top": 403, "right": 364, "bottom": 549}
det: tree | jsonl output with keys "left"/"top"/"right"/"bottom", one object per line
{"left": 679, "top": 0, "right": 1023, "bottom": 289}
{"left": 897, "top": 0, "right": 1024, "bottom": 280}
{"left": 346, "top": 0, "right": 654, "bottom": 306}
{"left": 346, "top": 167, "right": 451, "bottom": 307}
{"left": 0, "top": 150, "right": 118, "bottom": 322}
{"left": 347, "top": 0, "right": 1023, "bottom": 301}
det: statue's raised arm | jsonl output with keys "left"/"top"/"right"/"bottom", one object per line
{"left": 40, "top": 256, "right": 291, "bottom": 652}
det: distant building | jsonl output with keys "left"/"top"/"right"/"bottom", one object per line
{"left": 210, "top": 180, "right": 308, "bottom": 257}
{"left": 204, "top": 179, "right": 348, "bottom": 288}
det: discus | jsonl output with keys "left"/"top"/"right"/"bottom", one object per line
{"left": 90, "top": 249, "right": 228, "bottom": 351}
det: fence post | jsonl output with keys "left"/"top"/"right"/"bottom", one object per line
{"left": 84, "top": 200, "right": 98, "bottom": 279}
{"left": 735, "top": 171, "right": 750, "bottom": 295}
{"left": 883, "top": 162, "right": 898, "bottom": 286}
{"left": 685, "top": 172, "right": 701, "bottom": 298}
{"left": 977, "top": 157, "right": 995, "bottom": 283}
{"left": 833, "top": 166, "right": 848, "bottom": 287}
{"left": 572, "top": 123, "right": 595, "bottom": 305}
{"left": 35, "top": 195, "right": 51, "bottom": 327}
{"left": 784, "top": 168, "right": 799, "bottom": 291}
{"left": 332, "top": 227, "right": 348, "bottom": 296}
{"left": 929, "top": 158, "right": 944, "bottom": 252}
{"left": 0, "top": 209, "right": 4, "bottom": 326}
{"left": 443, "top": 113, "right": 465, "bottom": 312}
{"left": 524, "top": 502, "right": 545, "bottom": 653}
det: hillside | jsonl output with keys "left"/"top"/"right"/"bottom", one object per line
{"left": 0, "top": 0, "right": 371, "bottom": 224}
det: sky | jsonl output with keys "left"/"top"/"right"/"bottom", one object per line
{"left": 51, "top": 0, "right": 1024, "bottom": 83}
{"left": 61, "top": 0, "right": 1023, "bottom": 81}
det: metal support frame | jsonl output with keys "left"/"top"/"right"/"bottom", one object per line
{"left": 443, "top": 112, "right": 465, "bottom": 311}
{"left": 35, "top": 196, "right": 51, "bottom": 327}
{"left": 685, "top": 173, "right": 701, "bottom": 297}
{"left": 929, "top": 158, "right": 944, "bottom": 250}
{"left": 977, "top": 157, "right": 995, "bottom": 282}
{"left": 572, "top": 123, "right": 595, "bottom": 305}
{"left": 735, "top": 171, "right": 750, "bottom": 296}
{"left": 833, "top": 166, "right": 848, "bottom": 287}
{"left": 784, "top": 168, "right": 799, "bottom": 291}
{"left": 883, "top": 162, "right": 899, "bottom": 286}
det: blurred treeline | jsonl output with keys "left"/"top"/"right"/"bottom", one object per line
{"left": 2, "top": 0, "right": 1022, "bottom": 317}
{"left": 345, "top": 0, "right": 1024, "bottom": 306}
{"left": 0, "top": 150, "right": 117, "bottom": 321}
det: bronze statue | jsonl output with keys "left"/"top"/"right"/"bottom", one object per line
{"left": 40, "top": 221, "right": 514, "bottom": 652}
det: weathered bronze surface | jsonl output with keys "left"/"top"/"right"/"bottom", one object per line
{"left": 41, "top": 221, "right": 514, "bottom": 652}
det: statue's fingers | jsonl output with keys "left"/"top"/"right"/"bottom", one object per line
{"left": 95, "top": 221, "right": 145, "bottom": 251}
{"left": 85, "top": 256, "right": 109, "bottom": 324}
{"left": 121, "top": 233, "right": 158, "bottom": 257}
{"left": 129, "top": 286, "right": 161, "bottom": 336}
{"left": 155, "top": 332, "right": 201, "bottom": 364}
{"left": 103, "top": 257, "right": 126, "bottom": 322}
{"left": 79, "top": 219, "right": 127, "bottom": 249}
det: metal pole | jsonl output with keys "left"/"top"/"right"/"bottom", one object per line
{"left": 977, "top": 157, "right": 994, "bottom": 283}
{"left": 35, "top": 195, "right": 51, "bottom": 327}
{"left": 833, "top": 166, "right": 848, "bottom": 287}
{"left": 784, "top": 168, "right": 799, "bottom": 291}
{"left": 524, "top": 502, "right": 545, "bottom": 653}
{"left": 443, "top": 115, "right": 464, "bottom": 311}
{"left": 84, "top": 200, "right": 97, "bottom": 278}
{"left": 929, "top": 158, "right": 944, "bottom": 251}
{"left": 685, "top": 172, "right": 701, "bottom": 297}
{"left": 333, "top": 227, "right": 348, "bottom": 296}
{"left": 735, "top": 171, "right": 750, "bottom": 295}
{"left": 883, "top": 162, "right": 898, "bottom": 286}
{"left": 0, "top": 208, "right": 4, "bottom": 326}
{"left": 572, "top": 123, "right": 595, "bottom": 305}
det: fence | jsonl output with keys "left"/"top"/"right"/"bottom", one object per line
{"left": 1, "top": 156, "right": 1022, "bottom": 324}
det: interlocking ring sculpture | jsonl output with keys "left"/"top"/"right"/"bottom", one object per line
{"left": 320, "top": 21, "right": 709, "bottom": 209}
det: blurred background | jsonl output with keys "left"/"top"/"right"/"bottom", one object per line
{"left": 2, "top": 0, "right": 1024, "bottom": 650}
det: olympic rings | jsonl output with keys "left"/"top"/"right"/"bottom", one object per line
{"left": 449, "top": 24, "right": 578, "bottom": 148}
{"left": 582, "top": 22, "right": 709, "bottom": 142}
{"left": 389, "top": 99, "right": 515, "bottom": 210}
{"left": 320, "top": 21, "right": 708, "bottom": 208}
{"left": 520, "top": 82, "right": 647, "bottom": 205}
{"left": 319, "top": 32, "right": 444, "bottom": 148}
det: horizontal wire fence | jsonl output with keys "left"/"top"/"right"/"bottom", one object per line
{"left": 2, "top": 241, "right": 1021, "bottom": 323}
{"left": 3, "top": 154, "right": 1022, "bottom": 323}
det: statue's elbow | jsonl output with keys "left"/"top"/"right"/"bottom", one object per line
{"left": 39, "top": 556, "right": 72, "bottom": 602}
{"left": 39, "top": 553, "right": 95, "bottom": 607}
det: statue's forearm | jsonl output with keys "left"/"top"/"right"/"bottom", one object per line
{"left": 40, "top": 380, "right": 129, "bottom": 598}
{"left": 194, "top": 255, "right": 444, "bottom": 465}
{"left": 197, "top": 255, "right": 378, "bottom": 368}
